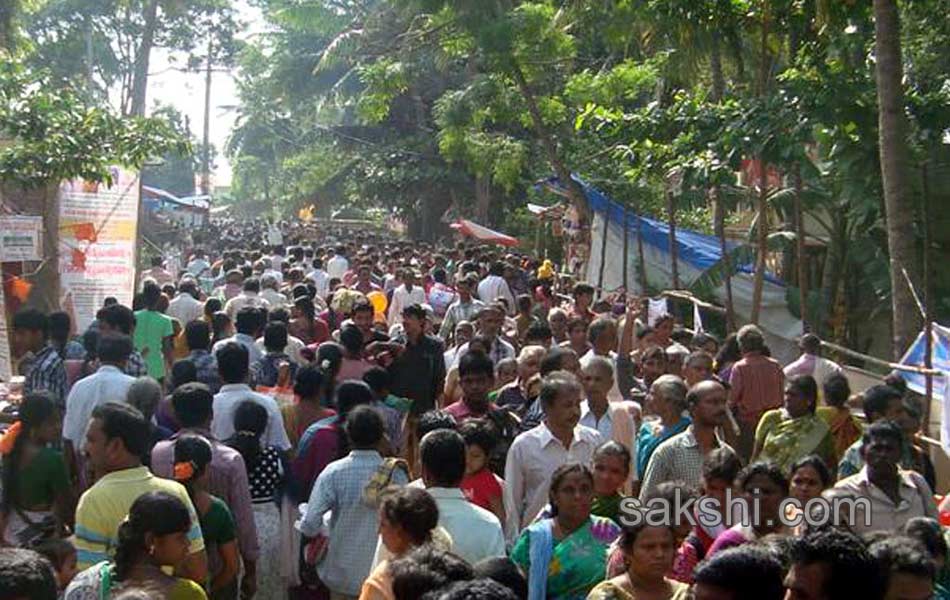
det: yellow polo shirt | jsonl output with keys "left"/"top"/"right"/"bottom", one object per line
{"left": 74, "top": 466, "right": 205, "bottom": 570}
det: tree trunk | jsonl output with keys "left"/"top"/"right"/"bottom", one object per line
{"left": 475, "top": 174, "right": 491, "bottom": 223}
{"left": 712, "top": 186, "right": 736, "bottom": 331}
{"left": 201, "top": 38, "right": 213, "bottom": 196}
{"left": 794, "top": 165, "right": 808, "bottom": 331}
{"left": 750, "top": 164, "right": 768, "bottom": 325}
{"left": 510, "top": 63, "right": 588, "bottom": 228}
{"left": 873, "top": 0, "right": 922, "bottom": 359}
{"left": 129, "top": 0, "right": 160, "bottom": 117}
{"left": 709, "top": 31, "right": 725, "bottom": 102}
{"left": 0, "top": 0, "right": 17, "bottom": 51}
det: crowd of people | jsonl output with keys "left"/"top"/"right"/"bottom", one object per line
{"left": 0, "top": 217, "right": 947, "bottom": 600}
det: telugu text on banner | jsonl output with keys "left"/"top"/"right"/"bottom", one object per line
{"left": 58, "top": 169, "right": 140, "bottom": 332}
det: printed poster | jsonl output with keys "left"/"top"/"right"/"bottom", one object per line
{"left": 58, "top": 169, "right": 139, "bottom": 332}
{"left": 0, "top": 280, "right": 11, "bottom": 382}
{"left": 0, "top": 216, "right": 43, "bottom": 262}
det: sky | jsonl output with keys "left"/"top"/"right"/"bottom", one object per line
{"left": 146, "top": 1, "right": 265, "bottom": 190}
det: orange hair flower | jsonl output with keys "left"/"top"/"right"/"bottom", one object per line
{"left": 173, "top": 461, "right": 195, "bottom": 481}
{"left": 0, "top": 422, "right": 23, "bottom": 455}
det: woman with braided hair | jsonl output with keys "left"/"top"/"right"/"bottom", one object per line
{"left": 0, "top": 391, "right": 73, "bottom": 547}
{"left": 64, "top": 491, "right": 205, "bottom": 599}
{"left": 174, "top": 434, "right": 239, "bottom": 599}
{"left": 227, "top": 401, "right": 285, "bottom": 598}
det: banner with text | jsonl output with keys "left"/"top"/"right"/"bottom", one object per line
{"left": 59, "top": 169, "right": 139, "bottom": 332}
{"left": 0, "top": 280, "right": 11, "bottom": 382}
{"left": 0, "top": 216, "right": 43, "bottom": 262}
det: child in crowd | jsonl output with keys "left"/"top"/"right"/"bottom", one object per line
{"left": 459, "top": 419, "right": 506, "bottom": 525}
{"left": 35, "top": 538, "right": 78, "bottom": 596}
{"left": 494, "top": 358, "right": 518, "bottom": 391}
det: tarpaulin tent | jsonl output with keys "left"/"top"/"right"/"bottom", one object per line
{"left": 450, "top": 219, "right": 520, "bottom": 247}
{"left": 899, "top": 323, "right": 950, "bottom": 455}
{"left": 541, "top": 175, "right": 803, "bottom": 363}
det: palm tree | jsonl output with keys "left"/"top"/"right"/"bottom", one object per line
{"left": 873, "top": 0, "right": 922, "bottom": 358}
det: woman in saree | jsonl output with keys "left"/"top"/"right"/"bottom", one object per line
{"left": 536, "top": 442, "right": 632, "bottom": 525}
{"left": 587, "top": 517, "right": 690, "bottom": 600}
{"left": 0, "top": 392, "right": 74, "bottom": 547}
{"left": 815, "top": 373, "right": 862, "bottom": 459}
{"left": 751, "top": 375, "right": 835, "bottom": 473}
{"left": 64, "top": 491, "right": 206, "bottom": 600}
{"left": 511, "top": 463, "right": 622, "bottom": 600}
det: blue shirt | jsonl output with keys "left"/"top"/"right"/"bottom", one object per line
{"left": 300, "top": 450, "right": 408, "bottom": 596}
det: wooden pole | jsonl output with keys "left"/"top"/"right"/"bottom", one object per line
{"left": 794, "top": 164, "right": 808, "bottom": 332}
{"left": 819, "top": 339, "right": 942, "bottom": 376}
{"left": 634, "top": 199, "right": 648, "bottom": 292}
{"left": 922, "top": 161, "right": 933, "bottom": 435}
{"left": 596, "top": 205, "right": 610, "bottom": 298}
{"left": 666, "top": 183, "right": 680, "bottom": 289}
{"left": 622, "top": 203, "right": 629, "bottom": 294}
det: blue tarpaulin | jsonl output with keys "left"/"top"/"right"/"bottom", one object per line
{"left": 541, "top": 175, "right": 781, "bottom": 284}
{"left": 899, "top": 323, "right": 950, "bottom": 455}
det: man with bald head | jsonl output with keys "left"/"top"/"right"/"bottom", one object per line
{"left": 639, "top": 379, "right": 736, "bottom": 501}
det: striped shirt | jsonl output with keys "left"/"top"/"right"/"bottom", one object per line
{"left": 300, "top": 450, "right": 409, "bottom": 596}
{"left": 727, "top": 354, "right": 785, "bottom": 425}
{"left": 23, "top": 345, "right": 67, "bottom": 408}
{"left": 74, "top": 466, "right": 204, "bottom": 570}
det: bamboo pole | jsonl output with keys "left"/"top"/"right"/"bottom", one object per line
{"left": 622, "top": 204, "right": 629, "bottom": 295}
{"left": 819, "top": 340, "right": 942, "bottom": 376}
{"left": 596, "top": 205, "right": 610, "bottom": 299}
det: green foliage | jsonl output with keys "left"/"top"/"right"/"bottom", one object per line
{"left": 141, "top": 103, "right": 201, "bottom": 197}
{"left": 0, "top": 58, "right": 188, "bottom": 187}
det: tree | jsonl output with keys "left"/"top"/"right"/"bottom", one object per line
{"left": 873, "top": 0, "right": 922, "bottom": 359}
{"left": 141, "top": 103, "right": 200, "bottom": 196}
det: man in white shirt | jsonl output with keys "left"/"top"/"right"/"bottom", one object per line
{"left": 62, "top": 333, "right": 136, "bottom": 482}
{"left": 834, "top": 420, "right": 937, "bottom": 535}
{"left": 167, "top": 279, "right": 204, "bottom": 326}
{"left": 477, "top": 261, "right": 515, "bottom": 315}
{"left": 453, "top": 304, "right": 515, "bottom": 367}
{"left": 784, "top": 333, "right": 843, "bottom": 385}
{"left": 504, "top": 371, "right": 603, "bottom": 539}
{"left": 224, "top": 278, "right": 271, "bottom": 321}
{"left": 307, "top": 258, "right": 330, "bottom": 299}
{"left": 186, "top": 250, "right": 211, "bottom": 277}
{"left": 213, "top": 307, "right": 265, "bottom": 366}
{"left": 579, "top": 356, "right": 636, "bottom": 455}
{"left": 211, "top": 341, "right": 291, "bottom": 453}
{"left": 259, "top": 274, "right": 288, "bottom": 310}
{"left": 385, "top": 429, "right": 505, "bottom": 564}
{"left": 387, "top": 270, "right": 427, "bottom": 326}
{"left": 326, "top": 246, "right": 349, "bottom": 280}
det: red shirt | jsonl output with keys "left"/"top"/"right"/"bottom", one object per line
{"left": 444, "top": 400, "right": 497, "bottom": 423}
{"left": 460, "top": 468, "right": 504, "bottom": 511}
